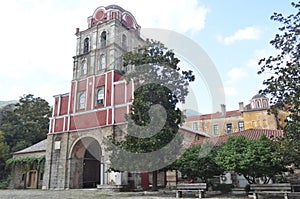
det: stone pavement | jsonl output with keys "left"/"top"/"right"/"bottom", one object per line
{"left": 0, "top": 189, "right": 248, "bottom": 199}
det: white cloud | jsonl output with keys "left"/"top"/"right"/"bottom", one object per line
{"left": 219, "top": 26, "right": 261, "bottom": 45}
{"left": 227, "top": 67, "right": 247, "bottom": 80}
{"left": 246, "top": 48, "right": 282, "bottom": 71}
{"left": 96, "top": 0, "right": 209, "bottom": 33}
{"left": 224, "top": 86, "right": 238, "bottom": 96}
{"left": 224, "top": 67, "right": 250, "bottom": 100}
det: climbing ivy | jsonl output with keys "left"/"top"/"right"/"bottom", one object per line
{"left": 6, "top": 155, "right": 45, "bottom": 174}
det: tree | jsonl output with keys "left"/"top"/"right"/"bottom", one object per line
{"left": 258, "top": 1, "right": 300, "bottom": 165}
{"left": 107, "top": 41, "right": 194, "bottom": 190}
{"left": 0, "top": 94, "right": 52, "bottom": 152}
{"left": 174, "top": 142, "right": 223, "bottom": 182}
{"left": 0, "top": 130, "right": 9, "bottom": 181}
{"left": 215, "top": 135, "right": 286, "bottom": 184}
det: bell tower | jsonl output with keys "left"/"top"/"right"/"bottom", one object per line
{"left": 44, "top": 5, "right": 145, "bottom": 190}
{"left": 72, "top": 5, "right": 144, "bottom": 80}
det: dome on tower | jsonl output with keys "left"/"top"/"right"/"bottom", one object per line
{"left": 87, "top": 4, "right": 141, "bottom": 32}
{"left": 252, "top": 94, "right": 264, "bottom": 99}
{"left": 105, "top": 4, "right": 126, "bottom": 12}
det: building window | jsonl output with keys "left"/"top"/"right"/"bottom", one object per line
{"left": 22, "top": 174, "right": 26, "bottom": 181}
{"left": 96, "top": 87, "right": 105, "bottom": 105}
{"left": 78, "top": 92, "right": 86, "bottom": 109}
{"left": 226, "top": 123, "right": 232, "bottom": 133}
{"left": 83, "top": 37, "right": 89, "bottom": 53}
{"left": 257, "top": 120, "right": 261, "bottom": 128}
{"left": 263, "top": 100, "right": 268, "bottom": 108}
{"left": 238, "top": 121, "right": 244, "bottom": 131}
{"left": 81, "top": 59, "right": 87, "bottom": 76}
{"left": 101, "top": 31, "right": 107, "bottom": 48}
{"left": 99, "top": 54, "right": 106, "bottom": 70}
{"left": 192, "top": 122, "right": 198, "bottom": 131}
{"left": 122, "top": 34, "right": 127, "bottom": 50}
{"left": 256, "top": 100, "right": 261, "bottom": 108}
{"left": 213, "top": 124, "right": 219, "bottom": 135}
{"left": 263, "top": 119, "right": 267, "bottom": 128}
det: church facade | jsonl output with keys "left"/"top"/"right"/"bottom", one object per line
{"left": 42, "top": 4, "right": 210, "bottom": 190}
{"left": 43, "top": 5, "right": 145, "bottom": 189}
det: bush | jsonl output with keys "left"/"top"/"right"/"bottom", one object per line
{"left": 0, "top": 175, "right": 12, "bottom": 189}
{"left": 215, "top": 183, "right": 233, "bottom": 193}
{"left": 244, "top": 184, "right": 250, "bottom": 194}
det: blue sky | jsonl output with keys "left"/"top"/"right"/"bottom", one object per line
{"left": 0, "top": 0, "right": 296, "bottom": 114}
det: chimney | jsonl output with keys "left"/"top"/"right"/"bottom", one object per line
{"left": 75, "top": 27, "right": 80, "bottom": 34}
{"left": 221, "top": 104, "right": 226, "bottom": 116}
{"left": 239, "top": 102, "right": 244, "bottom": 112}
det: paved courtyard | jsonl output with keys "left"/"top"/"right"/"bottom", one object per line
{"left": 0, "top": 189, "right": 248, "bottom": 199}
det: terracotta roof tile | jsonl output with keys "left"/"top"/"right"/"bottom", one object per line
{"left": 190, "top": 129, "right": 284, "bottom": 147}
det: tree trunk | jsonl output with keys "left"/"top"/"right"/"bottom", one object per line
{"left": 152, "top": 170, "right": 158, "bottom": 191}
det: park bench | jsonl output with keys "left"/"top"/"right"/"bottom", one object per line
{"left": 176, "top": 183, "right": 207, "bottom": 198}
{"left": 249, "top": 183, "right": 292, "bottom": 199}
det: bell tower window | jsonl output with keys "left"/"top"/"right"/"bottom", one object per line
{"left": 96, "top": 87, "right": 105, "bottom": 105}
{"left": 78, "top": 92, "right": 86, "bottom": 109}
{"left": 83, "top": 37, "right": 89, "bottom": 53}
{"left": 101, "top": 31, "right": 107, "bottom": 48}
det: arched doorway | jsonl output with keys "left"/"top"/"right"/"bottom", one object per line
{"left": 70, "top": 137, "right": 101, "bottom": 188}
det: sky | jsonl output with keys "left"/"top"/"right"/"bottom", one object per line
{"left": 0, "top": 0, "right": 296, "bottom": 114}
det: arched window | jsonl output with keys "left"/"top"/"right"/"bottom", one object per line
{"left": 99, "top": 54, "right": 106, "bottom": 70}
{"left": 96, "top": 87, "right": 105, "bottom": 105}
{"left": 81, "top": 59, "right": 87, "bottom": 76}
{"left": 78, "top": 92, "right": 86, "bottom": 109}
{"left": 100, "top": 31, "right": 107, "bottom": 48}
{"left": 263, "top": 100, "right": 268, "bottom": 108}
{"left": 83, "top": 37, "right": 89, "bottom": 53}
{"left": 122, "top": 34, "right": 127, "bottom": 50}
{"left": 256, "top": 100, "right": 261, "bottom": 108}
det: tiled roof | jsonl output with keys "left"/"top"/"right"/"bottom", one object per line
{"left": 13, "top": 139, "right": 47, "bottom": 155}
{"left": 186, "top": 110, "right": 242, "bottom": 121}
{"left": 191, "top": 128, "right": 284, "bottom": 147}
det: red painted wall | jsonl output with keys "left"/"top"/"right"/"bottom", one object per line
{"left": 127, "top": 81, "right": 133, "bottom": 102}
{"left": 51, "top": 71, "right": 134, "bottom": 133}
{"left": 60, "top": 96, "right": 69, "bottom": 115}
{"left": 114, "top": 83, "right": 125, "bottom": 105}
{"left": 55, "top": 118, "right": 64, "bottom": 132}
{"left": 114, "top": 107, "right": 127, "bottom": 123}
{"left": 53, "top": 97, "right": 59, "bottom": 117}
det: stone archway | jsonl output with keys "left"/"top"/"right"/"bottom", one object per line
{"left": 70, "top": 137, "right": 101, "bottom": 188}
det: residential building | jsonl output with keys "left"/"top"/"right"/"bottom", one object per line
{"left": 184, "top": 94, "right": 287, "bottom": 136}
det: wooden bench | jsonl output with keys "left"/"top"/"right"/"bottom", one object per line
{"left": 176, "top": 183, "right": 207, "bottom": 198}
{"left": 250, "top": 183, "right": 292, "bottom": 199}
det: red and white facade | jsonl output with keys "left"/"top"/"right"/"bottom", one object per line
{"left": 49, "top": 71, "right": 134, "bottom": 133}
{"left": 43, "top": 5, "right": 145, "bottom": 190}
{"left": 43, "top": 5, "right": 208, "bottom": 190}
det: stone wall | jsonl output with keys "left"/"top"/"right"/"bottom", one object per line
{"left": 8, "top": 165, "right": 44, "bottom": 189}
{"left": 43, "top": 124, "right": 125, "bottom": 189}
